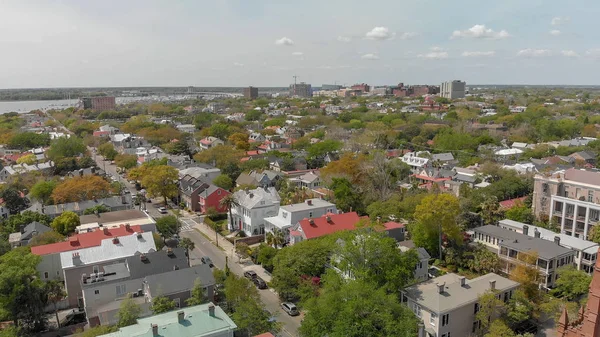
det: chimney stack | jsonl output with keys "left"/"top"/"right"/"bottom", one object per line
{"left": 522, "top": 225, "right": 529, "bottom": 236}
{"left": 112, "top": 237, "right": 120, "bottom": 244}
{"left": 125, "top": 224, "right": 131, "bottom": 231}
{"left": 151, "top": 324, "right": 158, "bottom": 336}
{"left": 19, "top": 224, "right": 25, "bottom": 234}
{"left": 436, "top": 282, "right": 445, "bottom": 294}
{"left": 459, "top": 276, "right": 466, "bottom": 287}
{"left": 554, "top": 236, "right": 561, "bottom": 245}
{"left": 177, "top": 310, "right": 185, "bottom": 323}
{"left": 103, "top": 227, "right": 109, "bottom": 235}
{"left": 208, "top": 305, "right": 215, "bottom": 317}
{"left": 489, "top": 280, "right": 496, "bottom": 290}
{"left": 306, "top": 199, "right": 313, "bottom": 206}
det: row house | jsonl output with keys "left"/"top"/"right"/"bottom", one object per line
{"left": 179, "top": 174, "right": 230, "bottom": 213}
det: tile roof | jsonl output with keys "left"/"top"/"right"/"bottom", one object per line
{"left": 298, "top": 212, "right": 363, "bottom": 240}
{"left": 60, "top": 231, "right": 156, "bottom": 269}
{"left": 31, "top": 225, "right": 142, "bottom": 256}
{"left": 382, "top": 221, "right": 405, "bottom": 230}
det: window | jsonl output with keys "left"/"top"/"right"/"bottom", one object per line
{"left": 474, "top": 303, "right": 479, "bottom": 314}
{"left": 94, "top": 290, "right": 100, "bottom": 295}
{"left": 116, "top": 284, "right": 126, "bottom": 296}
{"left": 44, "top": 272, "right": 49, "bottom": 279}
{"left": 415, "top": 304, "right": 422, "bottom": 318}
{"left": 430, "top": 313, "right": 436, "bottom": 326}
{"left": 589, "top": 191, "right": 594, "bottom": 202}
{"left": 93, "top": 265, "right": 99, "bottom": 274}
{"left": 174, "top": 298, "right": 181, "bottom": 308}
{"left": 442, "top": 314, "right": 449, "bottom": 326}
{"left": 282, "top": 211, "right": 287, "bottom": 219}
{"left": 217, "top": 190, "right": 221, "bottom": 195}
{"left": 309, "top": 212, "right": 313, "bottom": 218}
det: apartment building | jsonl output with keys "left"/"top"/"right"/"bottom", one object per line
{"left": 289, "top": 82, "right": 312, "bottom": 98}
{"left": 498, "top": 219, "right": 598, "bottom": 273}
{"left": 80, "top": 97, "right": 116, "bottom": 111}
{"left": 243, "top": 86, "right": 259, "bottom": 99}
{"left": 440, "top": 80, "right": 466, "bottom": 99}
{"left": 402, "top": 273, "right": 519, "bottom": 337}
{"left": 473, "top": 225, "right": 575, "bottom": 288}
{"left": 533, "top": 168, "right": 600, "bottom": 241}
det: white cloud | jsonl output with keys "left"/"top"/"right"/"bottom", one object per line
{"left": 517, "top": 49, "right": 552, "bottom": 57}
{"left": 551, "top": 17, "right": 570, "bottom": 26}
{"left": 586, "top": 49, "right": 600, "bottom": 58}
{"left": 398, "top": 32, "right": 418, "bottom": 40}
{"left": 275, "top": 37, "right": 294, "bottom": 46}
{"left": 462, "top": 51, "right": 495, "bottom": 57}
{"left": 550, "top": 30, "right": 561, "bottom": 36}
{"left": 365, "top": 26, "right": 395, "bottom": 40}
{"left": 418, "top": 47, "right": 448, "bottom": 59}
{"left": 337, "top": 36, "right": 351, "bottom": 42}
{"left": 561, "top": 50, "right": 579, "bottom": 57}
{"left": 292, "top": 52, "right": 304, "bottom": 56}
{"left": 451, "top": 24, "right": 510, "bottom": 39}
{"left": 361, "top": 53, "right": 380, "bottom": 60}
{"left": 233, "top": 62, "right": 244, "bottom": 67}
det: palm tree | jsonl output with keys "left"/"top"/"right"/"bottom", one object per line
{"left": 180, "top": 237, "right": 195, "bottom": 266}
{"left": 266, "top": 228, "right": 286, "bottom": 248}
{"left": 46, "top": 280, "right": 66, "bottom": 328}
{"left": 219, "top": 194, "right": 239, "bottom": 232}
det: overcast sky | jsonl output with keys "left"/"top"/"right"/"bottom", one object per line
{"left": 0, "top": 0, "right": 598, "bottom": 88}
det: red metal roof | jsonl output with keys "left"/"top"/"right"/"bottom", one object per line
{"left": 499, "top": 196, "right": 527, "bottom": 209}
{"left": 383, "top": 221, "right": 405, "bottom": 230}
{"left": 31, "top": 225, "right": 142, "bottom": 256}
{"left": 298, "top": 212, "right": 363, "bottom": 240}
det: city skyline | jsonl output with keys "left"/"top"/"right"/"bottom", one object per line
{"left": 1, "top": 0, "right": 598, "bottom": 88}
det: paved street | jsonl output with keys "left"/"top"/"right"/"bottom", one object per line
{"left": 180, "top": 217, "right": 302, "bottom": 337}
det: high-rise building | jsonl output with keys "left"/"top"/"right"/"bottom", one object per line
{"left": 79, "top": 96, "right": 116, "bottom": 111}
{"left": 350, "top": 83, "right": 370, "bottom": 93}
{"left": 289, "top": 82, "right": 312, "bottom": 98}
{"left": 243, "top": 86, "right": 258, "bottom": 99}
{"left": 440, "top": 80, "right": 466, "bottom": 99}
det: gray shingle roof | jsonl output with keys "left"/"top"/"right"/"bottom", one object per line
{"left": 233, "top": 187, "right": 280, "bottom": 209}
{"left": 127, "top": 247, "right": 188, "bottom": 279}
{"left": 432, "top": 153, "right": 454, "bottom": 162}
{"left": 144, "top": 264, "right": 214, "bottom": 296}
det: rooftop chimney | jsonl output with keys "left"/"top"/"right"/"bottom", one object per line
{"left": 167, "top": 248, "right": 174, "bottom": 257}
{"left": 489, "top": 280, "right": 496, "bottom": 290}
{"left": 326, "top": 216, "right": 332, "bottom": 223}
{"left": 459, "top": 276, "right": 466, "bottom": 287}
{"left": 306, "top": 199, "right": 313, "bottom": 206}
{"left": 208, "top": 305, "right": 215, "bottom": 317}
{"left": 140, "top": 254, "right": 148, "bottom": 262}
{"left": 522, "top": 225, "right": 529, "bottom": 236}
{"left": 436, "top": 282, "right": 445, "bottom": 294}
{"left": 177, "top": 310, "right": 185, "bottom": 323}
{"left": 554, "top": 236, "right": 561, "bottom": 245}
{"left": 309, "top": 219, "right": 315, "bottom": 226}
{"left": 151, "top": 324, "right": 158, "bottom": 336}
{"left": 103, "top": 227, "right": 109, "bottom": 235}
{"left": 19, "top": 224, "right": 25, "bottom": 234}
{"left": 125, "top": 224, "right": 131, "bottom": 231}
{"left": 112, "top": 237, "right": 120, "bottom": 244}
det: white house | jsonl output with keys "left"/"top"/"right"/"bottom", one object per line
{"left": 199, "top": 137, "right": 224, "bottom": 151}
{"left": 401, "top": 152, "right": 430, "bottom": 173}
{"left": 229, "top": 187, "right": 280, "bottom": 236}
{"left": 264, "top": 199, "right": 337, "bottom": 240}
{"left": 176, "top": 124, "right": 196, "bottom": 134}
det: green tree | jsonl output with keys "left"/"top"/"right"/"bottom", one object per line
{"left": 75, "top": 325, "right": 118, "bottom": 337}
{"left": 550, "top": 266, "right": 592, "bottom": 301}
{"left": 410, "top": 193, "right": 462, "bottom": 259}
{"left": 212, "top": 174, "right": 233, "bottom": 190}
{"left": 1, "top": 211, "right": 51, "bottom": 234}
{"left": 28, "top": 231, "right": 65, "bottom": 247}
{"left": 256, "top": 244, "right": 278, "bottom": 272}
{"left": 186, "top": 278, "right": 207, "bottom": 306}
{"left": 480, "top": 196, "right": 504, "bottom": 226}
{"left": 484, "top": 320, "right": 516, "bottom": 337}
{"left": 151, "top": 295, "right": 176, "bottom": 314}
{"left": 46, "top": 136, "right": 86, "bottom": 161}
{"left": 180, "top": 237, "right": 195, "bottom": 266}
{"left": 300, "top": 274, "right": 419, "bottom": 337}
{"left": 266, "top": 228, "right": 285, "bottom": 248}
{"left": 29, "top": 180, "right": 57, "bottom": 205}
{"left": 128, "top": 165, "right": 178, "bottom": 205}
{"left": 588, "top": 225, "right": 600, "bottom": 244}
{"left": 475, "top": 290, "right": 506, "bottom": 332}
{"left": 83, "top": 204, "right": 110, "bottom": 215}
{"left": 0, "top": 187, "right": 29, "bottom": 215}
{"left": 155, "top": 215, "right": 179, "bottom": 238}
{"left": 97, "top": 142, "right": 118, "bottom": 161}
{"left": 307, "top": 139, "right": 342, "bottom": 158}
{"left": 219, "top": 194, "right": 238, "bottom": 232}
{"left": 330, "top": 177, "right": 364, "bottom": 213}
{"left": 51, "top": 211, "right": 80, "bottom": 236}
{"left": 114, "top": 154, "right": 138, "bottom": 170}
{"left": 235, "top": 242, "right": 250, "bottom": 262}
{"left": 505, "top": 202, "right": 534, "bottom": 224}
{"left": 46, "top": 280, "right": 66, "bottom": 328}
{"left": 153, "top": 232, "right": 165, "bottom": 250}
{"left": 116, "top": 296, "right": 141, "bottom": 327}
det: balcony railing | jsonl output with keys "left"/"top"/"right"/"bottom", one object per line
{"left": 498, "top": 255, "right": 550, "bottom": 275}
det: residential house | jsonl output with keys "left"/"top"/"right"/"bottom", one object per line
{"left": 98, "top": 303, "right": 236, "bottom": 337}
{"left": 0, "top": 161, "right": 54, "bottom": 182}
{"left": 289, "top": 171, "right": 321, "bottom": 189}
{"left": 93, "top": 124, "right": 119, "bottom": 137}
{"left": 77, "top": 209, "right": 157, "bottom": 234}
{"left": 64, "top": 167, "right": 105, "bottom": 179}
{"left": 199, "top": 137, "right": 224, "bottom": 151}
{"left": 401, "top": 152, "right": 430, "bottom": 174}
{"left": 379, "top": 221, "right": 406, "bottom": 242}
{"left": 82, "top": 247, "right": 190, "bottom": 326}
{"left": 175, "top": 124, "right": 196, "bottom": 134}
{"left": 60, "top": 231, "right": 156, "bottom": 307}
{"left": 229, "top": 187, "right": 280, "bottom": 235}
{"left": 264, "top": 199, "right": 337, "bottom": 241}
{"left": 25, "top": 195, "right": 133, "bottom": 219}
{"left": 109, "top": 133, "right": 132, "bottom": 148}
{"left": 270, "top": 157, "right": 307, "bottom": 172}
{"left": 8, "top": 221, "right": 51, "bottom": 248}
{"left": 31, "top": 225, "right": 143, "bottom": 282}
{"left": 398, "top": 240, "right": 430, "bottom": 282}
{"left": 569, "top": 151, "right": 596, "bottom": 165}
{"left": 178, "top": 164, "right": 221, "bottom": 183}
{"left": 498, "top": 219, "right": 599, "bottom": 274}
{"left": 402, "top": 273, "right": 519, "bottom": 337}
{"left": 431, "top": 153, "right": 455, "bottom": 165}
{"left": 248, "top": 132, "right": 266, "bottom": 143}
{"left": 179, "top": 174, "right": 230, "bottom": 213}
{"left": 289, "top": 212, "right": 367, "bottom": 245}
{"left": 473, "top": 225, "right": 575, "bottom": 289}
{"left": 533, "top": 168, "right": 600, "bottom": 240}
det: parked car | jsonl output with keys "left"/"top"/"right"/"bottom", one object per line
{"left": 281, "top": 302, "right": 299, "bottom": 316}
{"left": 60, "top": 309, "right": 86, "bottom": 327}
{"left": 253, "top": 276, "right": 267, "bottom": 289}
{"left": 158, "top": 207, "right": 168, "bottom": 214}
{"left": 244, "top": 270, "right": 258, "bottom": 280}
{"left": 201, "top": 256, "right": 214, "bottom": 268}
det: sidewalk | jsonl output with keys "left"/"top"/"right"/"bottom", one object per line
{"left": 190, "top": 218, "right": 273, "bottom": 283}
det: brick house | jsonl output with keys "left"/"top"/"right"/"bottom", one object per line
{"left": 179, "top": 174, "right": 230, "bottom": 213}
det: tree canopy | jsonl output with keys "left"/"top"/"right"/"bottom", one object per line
{"left": 51, "top": 211, "right": 80, "bottom": 236}
{"left": 51, "top": 176, "right": 111, "bottom": 203}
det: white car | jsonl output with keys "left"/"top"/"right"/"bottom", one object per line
{"left": 158, "top": 207, "right": 168, "bottom": 214}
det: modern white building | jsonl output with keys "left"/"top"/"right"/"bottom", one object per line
{"left": 401, "top": 152, "right": 430, "bottom": 173}
{"left": 403, "top": 273, "right": 519, "bottom": 337}
{"left": 440, "top": 80, "right": 466, "bottom": 99}
{"left": 264, "top": 199, "right": 337, "bottom": 240}
{"left": 229, "top": 187, "right": 281, "bottom": 236}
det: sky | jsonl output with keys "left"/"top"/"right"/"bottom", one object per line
{"left": 0, "top": 0, "right": 598, "bottom": 88}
